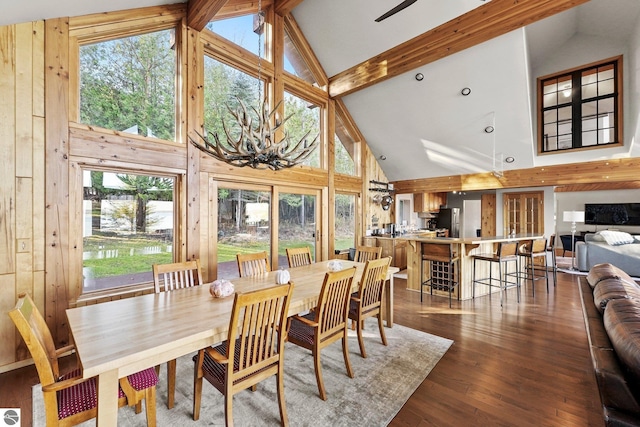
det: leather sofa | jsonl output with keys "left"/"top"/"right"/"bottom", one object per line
{"left": 579, "top": 263, "right": 640, "bottom": 426}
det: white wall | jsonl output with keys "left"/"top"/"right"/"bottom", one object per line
{"left": 555, "top": 189, "right": 640, "bottom": 236}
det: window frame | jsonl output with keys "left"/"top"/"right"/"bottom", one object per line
{"left": 537, "top": 56, "right": 623, "bottom": 154}
{"left": 74, "top": 164, "right": 184, "bottom": 300}
{"left": 68, "top": 6, "right": 186, "bottom": 143}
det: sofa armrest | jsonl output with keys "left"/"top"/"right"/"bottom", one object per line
{"left": 576, "top": 241, "right": 588, "bottom": 272}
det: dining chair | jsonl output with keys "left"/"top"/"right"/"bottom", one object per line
{"left": 353, "top": 245, "right": 382, "bottom": 263}
{"left": 193, "top": 283, "right": 294, "bottom": 426}
{"left": 348, "top": 257, "right": 391, "bottom": 358}
{"left": 286, "top": 246, "right": 313, "bottom": 268}
{"left": 286, "top": 267, "right": 357, "bottom": 400}
{"left": 9, "top": 293, "right": 158, "bottom": 427}
{"left": 152, "top": 259, "right": 203, "bottom": 409}
{"left": 237, "top": 251, "right": 271, "bottom": 277}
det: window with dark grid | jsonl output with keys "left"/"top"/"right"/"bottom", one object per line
{"left": 538, "top": 57, "right": 622, "bottom": 153}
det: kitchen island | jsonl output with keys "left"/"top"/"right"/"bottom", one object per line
{"left": 402, "top": 233, "right": 545, "bottom": 300}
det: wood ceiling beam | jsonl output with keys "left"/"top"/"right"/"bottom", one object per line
{"left": 328, "top": 0, "right": 590, "bottom": 98}
{"left": 188, "top": 0, "right": 276, "bottom": 28}
{"left": 188, "top": 0, "right": 229, "bottom": 31}
{"left": 274, "top": 0, "right": 304, "bottom": 16}
{"left": 391, "top": 158, "right": 640, "bottom": 194}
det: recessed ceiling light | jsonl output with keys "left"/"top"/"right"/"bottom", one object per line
{"left": 415, "top": 73, "right": 424, "bottom": 81}
{"left": 505, "top": 156, "right": 515, "bottom": 163}
{"left": 461, "top": 87, "right": 471, "bottom": 96}
{"left": 484, "top": 126, "right": 494, "bottom": 133}
{"left": 379, "top": 155, "right": 387, "bottom": 161}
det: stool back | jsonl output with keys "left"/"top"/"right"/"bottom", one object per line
{"left": 422, "top": 243, "right": 453, "bottom": 263}
{"left": 497, "top": 241, "right": 518, "bottom": 258}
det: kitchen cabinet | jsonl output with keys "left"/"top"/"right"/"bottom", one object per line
{"left": 413, "top": 192, "right": 447, "bottom": 213}
{"left": 361, "top": 237, "right": 407, "bottom": 270}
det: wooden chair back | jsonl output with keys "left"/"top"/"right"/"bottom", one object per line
{"left": 350, "top": 257, "right": 391, "bottom": 358}
{"left": 153, "top": 259, "right": 203, "bottom": 293}
{"left": 354, "top": 245, "right": 382, "bottom": 263}
{"left": 286, "top": 246, "right": 313, "bottom": 268}
{"left": 237, "top": 251, "right": 271, "bottom": 277}
{"left": 286, "top": 267, "right": 357, "bottom": 400}
{"left": 315, "top": 267, "right": 357, "bottom": 339}
{"left": 152, "top": 259, "right": 203, "bottom": 409}
{"left": 193, "top": 283, "right": 294, "bottom": 424}
{"left": 226, "top": 283, "right": 293, "bottom": 386}
{"left": 357, "top": 257, "right": 391, "bottom": 311}
{"left": 9, "top": 293, "right": 59, "bottom": 387}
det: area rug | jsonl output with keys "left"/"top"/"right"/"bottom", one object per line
{"left": 33, "top": 322, "right": 453, "bottom": 426}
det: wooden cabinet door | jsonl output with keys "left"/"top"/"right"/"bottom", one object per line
{"left": 413, "top": 193, "right": 425, "bottom": 212}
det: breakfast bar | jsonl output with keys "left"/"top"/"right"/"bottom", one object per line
{"left": 403, "top": 233, "right": 545, "bottom": 300}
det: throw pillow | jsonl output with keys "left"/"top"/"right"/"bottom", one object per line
{"left": 599, "top": 230, "right": 635, "bottom": 246}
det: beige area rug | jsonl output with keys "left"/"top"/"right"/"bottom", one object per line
{"left": 34, "top": 322, "right": 453, "bottom": 426}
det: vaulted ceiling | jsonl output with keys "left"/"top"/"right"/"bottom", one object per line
{"left": 3, "top": 0, "right": 640, "bottom": 182}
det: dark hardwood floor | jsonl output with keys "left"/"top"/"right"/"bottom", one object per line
{"left": 1, "top": 271, "right": 603, "bottom": 426}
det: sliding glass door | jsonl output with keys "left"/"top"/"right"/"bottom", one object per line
{"left": 278, "top": 188, "right": 319, "bottom": 267}
{"left": 217, "top": 184, "right": 271, "bottom": 279}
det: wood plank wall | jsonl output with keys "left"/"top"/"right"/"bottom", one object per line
{"left": 0, "top": 6, "right": 382, "bottom": 371}
{"left": 0, "top": 22, "right": 46, "bottom": 366}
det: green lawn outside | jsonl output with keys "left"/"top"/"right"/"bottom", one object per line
{"left": 83, "top": 234, "right": 355, "bottom": 279}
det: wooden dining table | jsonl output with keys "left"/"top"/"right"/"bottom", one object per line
{"left": 66, "top": 260, "right": 399, "bottom": 425}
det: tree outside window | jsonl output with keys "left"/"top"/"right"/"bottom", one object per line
{"left": 79, "top": 29, "right": 176, "bottom": 141}
{"left": 82, "top": 171, "right": 175, "bottom": 292}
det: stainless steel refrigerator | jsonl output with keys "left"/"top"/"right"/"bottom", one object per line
{"left": 436, "top": 208, "right": 460, "bottom": 238}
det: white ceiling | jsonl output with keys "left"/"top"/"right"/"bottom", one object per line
{"left": 2, "top": 0, "right": 640, "bottom": 182}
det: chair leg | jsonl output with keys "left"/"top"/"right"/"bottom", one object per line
{"left": 499, "top": 261, "right": 503, "bottom": 307}
{"left": 313, "top": 349, "right": 327, "bottom": 400}
{"left": 276, "top": 364, "right": 288, "bottom": 426}
{"left": 472, "top": 258, "right": 476, "bottom": 299}
{"left": 167, "top": 358, "right": 176, "bottom": 409}
{"left": 224, "top": 394, "right": 233, "bottom": 427}
{"left": 193, "top": 351, "right": 204, "bottom": 421}
{"left": 377, "top": 313, "right": 387, "bottom": 346}
{"left": 356, "top": 316, "right": 367, "bottom": 358}
{"left": 342, "top": 336, "right": 354, "bottom": 379}
{"left": 420, "top": 258, "right": 424, "bottom": 302}
{"left": 145, "top": 385, "right": 157, "bottom": 427}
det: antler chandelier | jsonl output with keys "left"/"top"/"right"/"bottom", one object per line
{"left": 190, "top": 97, "right": 319, "bottom": 171}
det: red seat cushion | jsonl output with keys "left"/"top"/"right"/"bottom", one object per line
{"left": 56, "top": 367, "right": 157, "bottom": 420}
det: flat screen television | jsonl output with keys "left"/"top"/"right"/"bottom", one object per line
{"left": 584, "top": 203, "right": 640, "bottom": 226}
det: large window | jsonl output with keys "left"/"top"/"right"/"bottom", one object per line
{"left": 539, "top": 57, "right": 621, "bottom": 153}
{"left": 82, "top": 171, "right": 175, "bottom": 292}
{"left": 79, "top": 29, "right": 177, "bottom": 141}
{"left": 203, "top": 56, "right": 265, "bottom": 139}
{"left": 284, "top": 91, "right": 321, "bottom": 168}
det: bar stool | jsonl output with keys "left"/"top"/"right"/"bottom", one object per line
{"left": 420, "top": 242, "right": 459, "bottom": 307}
{"left": 472, "top": 241, "right": 520, "bottom": 307}
{"left": 518, "top": 237, "right": 549, "bottom": 296}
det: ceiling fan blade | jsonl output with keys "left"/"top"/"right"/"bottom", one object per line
{"left": 375, "top": 0, "right": 419, "bottom": 22}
